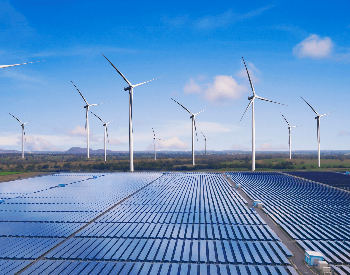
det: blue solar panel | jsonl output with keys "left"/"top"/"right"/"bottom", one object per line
{"left": 1, "top": 172, "right": 300, "bottom": 274}
{"left": 227, "top": 172, "right": 350, "bottom": 265}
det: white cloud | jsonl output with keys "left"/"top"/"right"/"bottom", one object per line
{"left": 68, "top": 125, "right": 87, "bottom": 137}
{"left": 204, "top": 75, "right": 247, "bottom": 102}
{"left": 17, "top": 136, "right": 62, "bottom": 151}
{"left": 237, "top": 62, "right": 260, "bottom": 84}
{"left": 257, "top": 142, "right": 288, "bottom": 151}
{"left": 195, "top": 121, "right": 231, "bottom": 133}
{"left": 158, "top": 137, "right": 188, "bottom": 150}
{"left": 163, "top": 6, "right": 273, "bottom": 31}
{"left": 293, "top": 34, "right": 333, "bottom": 59}
{"left": 184, "top": 78, "right": 203, "bottom": 94}
{"left": 108, "top": 138, "right": 124, "bottom": 145}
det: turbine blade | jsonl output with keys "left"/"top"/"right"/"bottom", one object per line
{"left": 101, "top": 54, "right": 132, "bottom": 86}
{"left": 201, "top": 132, "right": 206, "bottom": 138}
{"left": 256, "top": 96, "right": 287, "bottom": 106}
{"left": 320, "top": 110, "right": 337, "bottom": 117}
{"left": 194, "top": 105, "right": 211, "bottom": 116}
{"left": 238, "top": 99, "right": 253, "bottom": 125}
{"left": 106, "top": 116, "right": 119, "bottom": 124}
{"left": 242, "top": 57, "right": 256, "bottom": 96}
{"left": 301, "top": 96, "right": 318, "bottom": 115}
{"left": 281, "top": 113, "right": 290, "bottom": 126}
{"left": 133, "top": 76, "right": 163, "bottom": 88}
{"left": 90, "top": 111, "right": 105, "bottom": 123}
{"left": 171, "top": 98, "right": 193, "bottom": 114}
{"left": 0, "top": 60, "right": 43, "bottom": 69}
{"left": 89, "top": 103, "right": 106, "bottom": 107}
{"left": 8, "top": 113, "right": 23, "bottom": 124}
{"left": 71, "top": 81, "right": 89, "bottom": 105}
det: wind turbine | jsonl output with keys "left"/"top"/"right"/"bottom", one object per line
{"left": 201, "top": 132, "right": 209, "bottom": 155}
{"left": 281, "top": 113, "right": 297, "bottom": 159}
{"left": 171, "top": 98, "right": 208, "bottom": 165}
{"left": 0, "top": 60, "right": 42, "bottom": 69}
{"left": 301, "top": 96, "right": 335, "bottom": 168}
{"left": 152, "top": 128, "right": 162, "bottom": 160}
{"left": 102, "top": 54, "right": 162, "bottom": 172}
{"left": 239, "top": 57, "right": 287, "bottom": 171}
{"left": 8, "top": 113, "right": 32, "bottom": 159}
{"left": 71, "top": 81, "right": 105, "bottom": 159}
{"left": 90, "top": 111, "right": 118, "bottom": 162}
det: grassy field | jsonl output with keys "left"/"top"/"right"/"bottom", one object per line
{"left": 0, "top": 171, "right": 24, "bottom": 176}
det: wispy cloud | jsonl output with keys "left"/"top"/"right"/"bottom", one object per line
{"left": 257, "top": 142, "right": 288, "bottom": 151}
{"left": 19, "top": 136, "right": 62, "bottom": 151}
{"left": 0, "top": 0, "right": 35, "bottom": 43}
{"left": 164, "top": 5, "right": 274, "bottom": 31}
{"left": 183, "top": 74, "right": 248, "bottom": 104}
{"left": 338, "top": 130, "right": 350, "bottom": 136}
{"left": 293, "top": 34, "right": 333, "bottom": 59}
{"left": 158, "top": 137, "right": 188, "bottom": 150}
{"left": 184, "top": 78, "right": 203, "bottom": 95}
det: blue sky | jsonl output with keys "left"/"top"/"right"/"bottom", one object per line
{"left": 1, "top": 0, "right": 349, "bottom": 153}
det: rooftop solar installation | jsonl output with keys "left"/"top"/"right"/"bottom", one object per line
{"left": 227, "top": 172, "right": 350, "bottom": 266}
{"left": 1, "top": 172, "right": 298, "bottom": 274}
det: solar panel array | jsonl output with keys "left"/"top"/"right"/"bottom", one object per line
{"left": 332, "top": 264, "right": 350, "bottom": 275}
{"left": 284, "top": 171, "right": 350, "bottom": 191}
{"left": 0, "top": 172, "right": 161, "bottom": 274}
{"left": 0, "top": 172, "right": 298, "bottom": 274}
{"left": 227, "top": 172, "right": 350, "bottom": 266}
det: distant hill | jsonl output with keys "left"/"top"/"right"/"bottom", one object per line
{"left": 64, "top": 147, "right": 123, "bottom": 154}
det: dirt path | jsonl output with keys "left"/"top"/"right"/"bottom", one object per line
{"left": 224, "top": 173, "right": 315, "bottom": 275}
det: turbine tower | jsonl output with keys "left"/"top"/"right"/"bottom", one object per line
{"left": 171, "top": 98, "right": 208, "bottom": 165}
{"left": 281, "top": 113, "right": 297, "bottom": 159}
{"left": 0, "top": 60, "right": 42, "bottom": 69}
{"left": 301, "top": 97, "right": 335, "bottom": 168}
{"left": 201, "top": 132, "right": 209, "bottom": 155}
{"left": 71, "top": 81, "right": 104, "bottom": 159}
{"left": 90, "top": 112, "right": 118, "bottom": 162}
{"left": 152, "top": 128, "right": 162, "bottom": 160}
{"left": 8, "top": 113, "right": 31, "bottom": 159}
{"left": 239, "top": 57, "right": 287, "bottom": 171}
{"left": 102, "top": 54, "right": 162, "bottom": 172}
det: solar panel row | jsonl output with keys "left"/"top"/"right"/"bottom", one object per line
{"left": 285, "top": 171, "right": 350, "bottom": 191}
{"left": 227, "top": 172, "right": 350, "bottom": 265}
{"left": 1, "top": 172, "right": 298, "bottom": 274}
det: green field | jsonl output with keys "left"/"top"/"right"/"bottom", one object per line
{"left": 0, "top": 172, "right": 24, "bottom": 176}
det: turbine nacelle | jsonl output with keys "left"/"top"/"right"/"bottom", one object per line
{"left": 124, "top": 86, "right": 131, "bottom": 91}
{"left": 248, "top": 95, "right": 254, "bottom": 100}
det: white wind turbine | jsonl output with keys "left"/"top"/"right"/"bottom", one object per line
{"left": 239, "top": 57, "right": 287, "bottom": 171}
{"left": 301, "top": 96, "right": 335, "bottom": 168}
{"left": 8, "top": 113, "right": 32, "bottom": 159}
{"left": 152, "top": 128, "right": 162, "bottom": 160}
{"left": 281, "top": 113, "right": 298, "bottom": 159}
{"left": 90, "top": 111, "right": 118, "bottom": 162}
{"left": 171, "top": 98, "right": 208, "bottom": 165}
{"left": 102, "top": 54, "right": 162, "bottom": 172}
{"left": 201, "top": 132, "right": 209, "bottom": 155}
{"left": 0, "top": 60, "right": 42, "bottom": 69}
{"left": 71, "top": 81, "right": 105, "bottom": 159}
